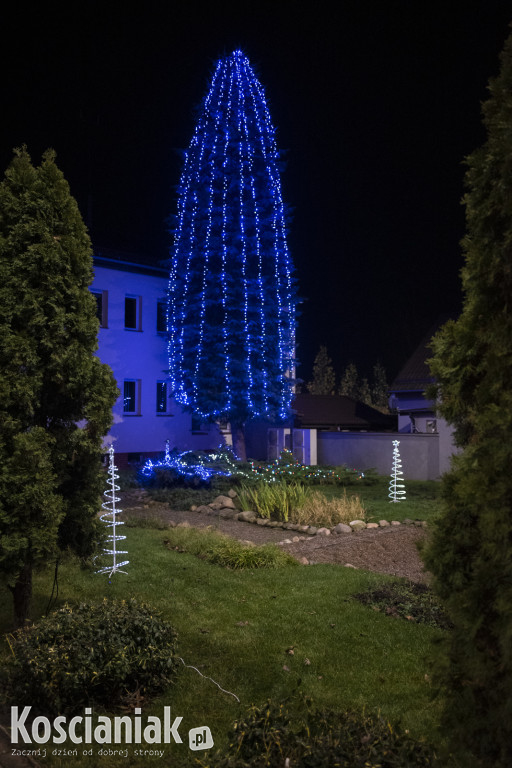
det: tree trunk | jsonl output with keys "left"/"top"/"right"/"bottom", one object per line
{"left": 231, "top": 422, "right": 247, "bottom": 462}
{"left": 9, "top": 561, "right": 33, "bottom": 628}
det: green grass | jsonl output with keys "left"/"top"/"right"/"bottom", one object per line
{"left": 320, "top": 476, "right": 442, "bottom": 524}
{"left": 0, "top": 513, "right": 446, "bottom": 768}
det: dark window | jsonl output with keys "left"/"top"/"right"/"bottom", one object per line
{"left": 157, "top": 301, "right": 167, "bottom": 333}
{"left": 125, "top": 296, "right": 139, "bottom": 329}
{"left": 91, "top": 290, "right": 108, "bottom": 327}
{"left": 192, "top": 415, "right": 210, "bottom": 433}
{"left": 123, "top": 380, "right": 137, "bottom": 413}
{"left": 156, "top": 381, "right": 168, "bottom": 413}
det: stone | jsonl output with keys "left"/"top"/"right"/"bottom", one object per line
{"left": 402, "top": 518, "right": 414, "bottom": 525}
{"left": 307, "top": 526, "right": 318, "bottom": 535}
{"left": 228, "top": 489, "right": 238, "bottom": 498}
{"left": 195, "top": 505, "right": 211, "bottom": 514}
{"left": 237, "top": 510, "right": 257, "bottom": 522}
{"left": 288, "top": 523, "right": 301, "bottom": 531}
{"left": 177, "top": 521, "right": 190, "bottom": 528}
{"left": 219, "top": 509, "right": 237, "bottom": 519}
{"left": 298, "top": 556, "right": 309, "bottom": 565}
{"left": 378, "top": 519, "right": 390, "bottom": 527}
{"left": 268, "top": 521, "right": 282, "bottom": 528}
{"left": 256, "top": 518, "right": 269, "bottom": 526}
{"left": 213, "top": 495, "right": 236, "bottom": 509}
{"left": 344, "top": 563, "right": 357, "bottom": 569}
{"left": 332, "top": 523, "right": 352, "bottom": 534}
{"left": 190, "top": 505, "right": 197, "bottom": 512}
{"left": 366, "top": 523, "right": 379, "bottom": 529}
{"left": 298, "top": 525, "right": 310, "bottom": 532}
{"left": 280, "top": 539, "right": 292, "bottom": 545}
{"left": 391, "top": 520, "right": 401, "bottom": 526}
{"left": 414, "top": 520, "right": 423, "bottom": 527}
{"left": 292, "top": 536, "right": 300, "bottom": 542}
{"left": 241, "top": 540, "right": 255, "bottom": 547}
{"left": 421, "top": 520, "right": 428, "bottom": 528}
{"left": 316, "top": 527, "right": 331, "bottom": 536}
{"left": 350, "top": 521, "right": 366, "bottom": 531}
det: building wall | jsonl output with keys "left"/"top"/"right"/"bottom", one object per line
{"left": 316, "top": 431, "right": 440, "bottom": 480}
{"left": 91, "top": 261, "right": 223, "bottom": 462}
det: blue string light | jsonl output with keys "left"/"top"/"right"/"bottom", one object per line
{"left": 168, "top": 49, "right": 297, "bottom": 424}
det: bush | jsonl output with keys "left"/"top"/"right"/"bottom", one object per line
{"left": 237, "top": 481, "right": 308, "bottom": 521}
{"left": 2, "top": 599, "right": 178, "bottom": 716}
{"left": 163, "top": 527, "right": 298, "bottom": 569}
{"left": 291, "top": 488, "right": 366, "bottom": 527}
{"left": 250, "top": 450, "right": 367, "bottom": 486}
{"left": 201, "top": 694, "right": 443, "bottom": 767}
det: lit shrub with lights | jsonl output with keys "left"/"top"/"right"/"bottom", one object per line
{"left": 3, "top": 599, "right": 178, "bottom": 716}
{"left": 250, "top": 450, "right": 367, "bottom": 486}
{"left": 139, "top": 447, "right": 244, "bottom": 488}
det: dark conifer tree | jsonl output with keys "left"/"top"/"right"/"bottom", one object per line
{"left": 167, "top": 50, "right": 297, "bottom": 459}
{"left": 307, "top": 346, "right": 336, "bottom": 395}
{"left": 0, "top": 148, "right": 118, "bottom": 626}
{"left": 424, "top": 28, "right": 512, "bottom": 766}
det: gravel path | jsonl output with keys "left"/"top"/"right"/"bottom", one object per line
{"left": 124, "top": 494, "right": 429, "bottom": 583}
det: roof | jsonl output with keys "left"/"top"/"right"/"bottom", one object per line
{"left": 292, "top": 394, "right": 396, "bottom": 431}
{"left": 93, "top": 246, "right": 169, "bottom": 278}
{"left": 390, "top": 331, "right": 436, "bottom": 393}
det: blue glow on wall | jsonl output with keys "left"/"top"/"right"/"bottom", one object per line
{"left": 168, "top": 49, "right": 297, "bottom": 424}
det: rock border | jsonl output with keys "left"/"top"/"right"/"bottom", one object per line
{"left": 188, "top": 491, "right": 428, "bottom": 547}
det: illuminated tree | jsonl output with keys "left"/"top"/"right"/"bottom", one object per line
{"left": 168, "top": 50, "right": 297, "bottom": 459}
{"left": 0, "top": 148, "right": 118, "bottom": 626}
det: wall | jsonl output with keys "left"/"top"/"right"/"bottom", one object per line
{"left": 92, "top": 261, "right": 223, "bottom": 461}
{"left": 316, "top": 431, "right": 440, "bottom": 480}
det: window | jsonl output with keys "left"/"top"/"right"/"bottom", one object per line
{"left": 123, "top": 379, "right": 141, "bottom": 414}
{"left": 191, "top": 414, "right": 210, "bottom": 434}
{"left": 91, "top": 290, "right": 108, "bottom": 327}
{"left": 156, "top": 381, "right": 171, "bottom": 414}
{"left": 125, "top": 295, "right": 141, "bottom": 330}
{"left": 156, "top": 300, "right": 167, "bottom": 333}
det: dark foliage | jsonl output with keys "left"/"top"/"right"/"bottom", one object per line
{"left": 200, "top": 693, "right": 443, "bottom": 767}
{"left": 2, "top": 599, "right": 178, "bottom": 717}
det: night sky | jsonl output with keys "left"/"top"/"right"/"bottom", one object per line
{"left": 1, "top": 2, "right": 511, "bottom": 384}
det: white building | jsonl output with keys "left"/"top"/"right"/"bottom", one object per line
{"left": 91, "top": 250, "right": 224, "bottom": 466}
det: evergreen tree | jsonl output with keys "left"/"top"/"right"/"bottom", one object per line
{"left": 168, "top": 51, "right": 297, "bottom": 460}
{"left": 358, "top": 376, "right": 372, "bottom": 406}
{"left": 424, "top": 30, "right": 512, "bottom": 766}
{"left": 0, "top": 147, "right": 118, "bottom": 626}
{"left": 371, "top": 362, "right": 389, "bottom": 412}
{"left": 307, "top": 346, "right": 336, "bottom": 395}
{"left": 338, "top": 363, "right": 359, "bottom": 399}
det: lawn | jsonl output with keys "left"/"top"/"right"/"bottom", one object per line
{"left": 0, "top": 479, "right": 447, "bottom": 767}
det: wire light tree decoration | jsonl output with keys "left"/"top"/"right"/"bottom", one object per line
{"left": 389, "top": 440, "right": 406, "bottom": 502}
{"left": 96, "top": 445, "right": 129, "bottom": 576}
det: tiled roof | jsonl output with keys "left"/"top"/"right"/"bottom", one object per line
{"left": 390, "top": 331, "right": 436, "bottom": 393}
{"left": 292, "top": 394, "right": 396, "bottom": 431}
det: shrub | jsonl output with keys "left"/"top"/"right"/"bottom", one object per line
{"left": 291, "top": 488, "right": 366, "bottom": 527}
{"left": 163, "top": 527, "right": 298, "bottom": 569}
{"left": 237, "top": 481, "right": 308, "bottom": 521}
{"left": 201, "top": 694, "right": 442, "bottom": 767}
{"left": 2, "top": 599, "right": 178, "bottom": 716}
{"left": 250, "top": 450, "right": 366, "bottom": 486}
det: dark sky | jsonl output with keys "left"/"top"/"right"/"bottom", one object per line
{"left": 1, "top": 2, "right": 511, "bottom": 384}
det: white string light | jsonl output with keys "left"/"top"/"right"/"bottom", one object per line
{"left": 389, "top": 440, "right": 406, "bottom": 502}
{"left": 96, "top": 445, "right": 129, "bottom": 576}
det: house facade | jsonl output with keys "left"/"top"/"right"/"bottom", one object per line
{"left": 90, "top": 250, "right": 224, "bottom": 465}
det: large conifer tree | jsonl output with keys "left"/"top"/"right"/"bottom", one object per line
{"left": 0, "top": 147, "right": 118, "bottom": 626}
{"left": 424, "top": 28, "right": 512, "bottom": 766}
{"left": 168, "top": 50, "right": 297, "bottom": 459}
